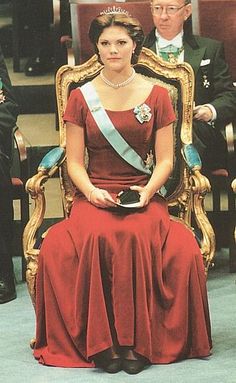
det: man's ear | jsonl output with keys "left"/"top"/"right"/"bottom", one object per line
{"left": 184, "top": 4, "right": 192, "bottom": 21}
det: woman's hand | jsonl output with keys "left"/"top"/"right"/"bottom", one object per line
{"left": 129, "top": 185, "right": 151, "bottom": 207}
{"left": 88, "top": 187, "right": 116, "bottom": 208}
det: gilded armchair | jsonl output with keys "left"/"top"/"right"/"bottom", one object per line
{"left": 23, "top": 48, "right": 215, "bottom": 310}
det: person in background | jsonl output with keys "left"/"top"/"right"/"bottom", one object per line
{"left": 24, "top": 0, "right": 54, "bottom": 76}
{"left": 24, "top": 0, "right": 71, "bottom": 76}
{"left": 0, "top": 45, "right": 19, "bottom": 304}
{"left": 144, "top": 0, "right": 236, "bottom": 175}
{"left": 31, "top": 11, "right": 211, "bottom": 374}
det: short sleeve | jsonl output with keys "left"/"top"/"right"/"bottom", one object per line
{"left": 154, "top": 86, "right": 176, "bottom": 129}
{"left": 63, "top": 88, "right": 88, "bottom": 127}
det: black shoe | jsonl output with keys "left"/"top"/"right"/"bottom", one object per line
{"left": 24, "top": 56, "right": 54, "bottom": 76}
{"left": 94, "top": 352, "right": 122, "bottom": 374}
{"left": 122, "top": 357, "right": 148, "bottom": 375}
{"left": 103, "top": 358, "right": 122, "bottom": 374}
{"left": 0, "top": 273, "right": 16, "bottom": 304}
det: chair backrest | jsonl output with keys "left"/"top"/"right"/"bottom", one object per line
{"left": 191, "top": 0, "right": 236, "bottom": 81}
{"left": 69, "top": 0, "right": 153, "bottom": 64}
{"left": 55, "top": 48, "right": 195, "bottom": 216}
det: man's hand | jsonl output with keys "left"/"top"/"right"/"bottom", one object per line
{"left": 193, "top": 105, "right": 213, "bottom": 122}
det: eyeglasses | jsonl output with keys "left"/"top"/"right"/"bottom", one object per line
{"left": 151, "top": 4, "right": 186, "bottom": 16}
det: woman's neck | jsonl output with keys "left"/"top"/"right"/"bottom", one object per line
{"left": 100, "top": 68, "right": 136, "bottom": 89}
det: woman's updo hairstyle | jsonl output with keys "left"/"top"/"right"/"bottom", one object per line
{"left": 88, "top": 12, "right": 145, "bottom": 65}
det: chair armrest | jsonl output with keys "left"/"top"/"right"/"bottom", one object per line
{"left": 232, "top": 178, "right": 236, "bottom": 193}
{"left": 60, "top": 35, "right": 75, "bottom": 66}
{"left": 38, "top": 146, "right": 66, "bottom": 176}
{"left": 14, "top": 126, "right": 27, "bottom": 162}
{"left": 225, "top": 120, "right": 236, "bottom": 177}
{"left": 25, "top": 146, "right": 65, "bottom": 196}
{"left": 182, "top": 143, "right": 201, "bottom": 171}
{"left": 182, "top": 143, "right": 211, "bottom": 192}
{"left": 25, "top": 146, "right": 65, "bottom": 223}
{"left": 23, "top": 146, "right": 66, "bottom": 301}
{"left": 182, "top": 144, "right": 214, "bottom": 270}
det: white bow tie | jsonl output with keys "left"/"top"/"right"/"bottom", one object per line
{"left": 158, "top": 35, "right": 183, "bottom": 49}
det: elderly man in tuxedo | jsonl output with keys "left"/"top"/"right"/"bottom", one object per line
{"left": 144, "top": 0, "right": 236, "bottom": 175}
{"left": 0, "top": 45, "right": 19, "bottom": 303}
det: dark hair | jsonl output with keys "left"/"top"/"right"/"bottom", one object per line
{"left": 88, "top": 13, "right": 145, "bottom": 65}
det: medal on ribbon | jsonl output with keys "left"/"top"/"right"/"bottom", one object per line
{"left": 202, "top": 74, "right": 210, "bottom": 88}
{"left": 144, "top": 150, "right": 154, "bottom": 171}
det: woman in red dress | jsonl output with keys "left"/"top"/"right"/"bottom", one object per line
{"left": 33, "top": 12, "right": 212, "bottom": 374}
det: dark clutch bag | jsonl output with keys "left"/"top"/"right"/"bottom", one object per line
{"left": 117, "top": 189, "right": 140, "bottom": 205}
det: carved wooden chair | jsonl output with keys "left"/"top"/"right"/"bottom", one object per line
{"left": 23, "top": 48, "right": 215, "bottom": 312}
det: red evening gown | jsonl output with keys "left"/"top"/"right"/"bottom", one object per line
{"left": 33, "top": 85, "right": 212, "bottom": 367}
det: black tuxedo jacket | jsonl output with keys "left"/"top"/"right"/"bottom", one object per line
{"left": 144, "top": 29, "right": 236, "bottom": 130}
{"left": 0, "top": 46, "right": 18, "bottom": 159}
{"left": 0, "top": 45, "right": 18, "bottom": 272}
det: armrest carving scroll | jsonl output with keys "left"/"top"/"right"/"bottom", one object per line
{"left": 190, "top": 170, "right": 215, "bottom": 271}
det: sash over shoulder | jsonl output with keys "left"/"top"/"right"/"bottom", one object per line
{"left": 80, "top": 82, "right": 152, "bottom": 176}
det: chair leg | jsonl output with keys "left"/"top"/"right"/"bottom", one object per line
{"left": 229, "top": 230, "right": 236, "bottom": 272}
{"left": 209, "top": 176, "right": 236, "bottom": 271}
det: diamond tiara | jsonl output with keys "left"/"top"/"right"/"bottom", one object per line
{"left": 99, "top": 6, "right": 131, "bottom": 16}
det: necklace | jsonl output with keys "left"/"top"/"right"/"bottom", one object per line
{"left": 100, "top": 68, "right": 136, "bottom": 89}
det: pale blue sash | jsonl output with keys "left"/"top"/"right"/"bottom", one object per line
{"left": 80, "top": 82, "right": 152, "bottom": 175}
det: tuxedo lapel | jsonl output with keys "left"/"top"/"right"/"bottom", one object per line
{"left": 184, "top": 40, "right": 206, "bottom": 76}
{"left": 149, "top": 42, "right": 157, "bottom": 54}
{"left": 144, "top": 29, "right": 157, "bottom": 53}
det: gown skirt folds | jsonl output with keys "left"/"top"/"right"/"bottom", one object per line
{"left": 33, "top": 85, "right": 212, "bottom": 367}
